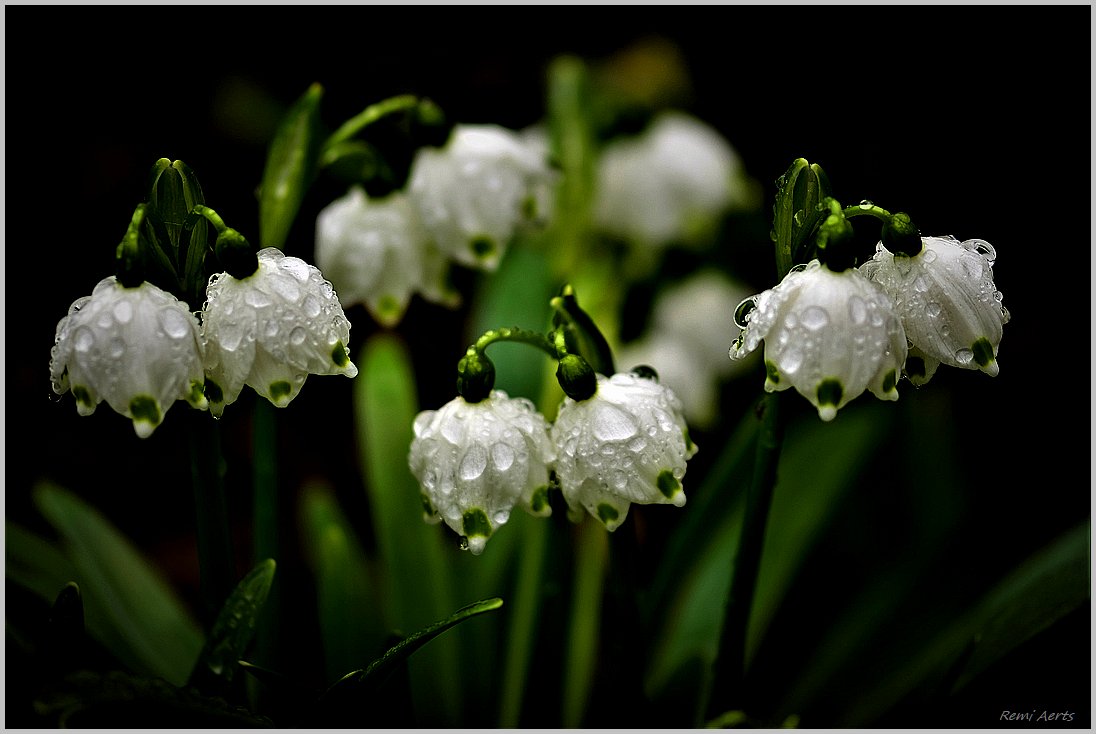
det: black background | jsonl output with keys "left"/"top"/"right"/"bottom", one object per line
{"left": 6, "top": 6, "right": 1092, "bottom": 728}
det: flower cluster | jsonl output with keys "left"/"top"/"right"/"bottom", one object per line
{"left": 409, "top": 367, "right": 696, "bottom": 553}
{"left": 50, "top": 247, "right": 357, "bottom": 436}
{"left": 316, "top": 123, "right": 556, "bottom": 326}
{"left": 729, "top": 234, "right": 1007, "bottom": 421}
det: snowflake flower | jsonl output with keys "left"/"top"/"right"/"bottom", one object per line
{"left": 729, "top": 260, "right": 907, "bottom": 421}
{"left": 407, "top": 124, "right": 556, "bottom": 271}
{"left": 552, "top": 371, "right": 697, "bottom": 531}
{"left": 860, "top": 236, "right": 1009, "bottom": 385}
{"left": 49, "top": 277, "right": 207, "bottom": 438}
{"left": 408, "top": 390, "right": 555, "bottom": 554}
{"left": 200, "top": 247, "right": 357, "bottom": 417}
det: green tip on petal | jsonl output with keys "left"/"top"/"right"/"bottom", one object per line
{"left": 597, "top": 502, "right": 621, "bottom": 529}
{"left": 971, "top": 337, "right": 999, "bottom": 376}
{"left": 530, "top": 485, "right": 550, "bottom": 515}
{"left": 72, "top": 385, "right": 96, "bottom": 414}
{"left": 129, "top": 395, "right": 162, "bottom": 438}
{"left": 656, "top": 469, "right": 681, "bottom": 500}
{"left": 421, "top": 493, "right": 438, "bottom": 519}
{"left": 269, "top": 381, "right": 293, "bottom": 407}
{"left": 815, "top": 379, "right": 843, "bottom": 421}
{"left": 462, "top": 508, "right": 492, "bottom": 539}
{"left": 470, "top": 235, "right": 496, "bottom": 260}
{"left": 765, "top": 360, "right": 780, "bottom": 386}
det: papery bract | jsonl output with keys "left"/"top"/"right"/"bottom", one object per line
{"left": 49, "top": 276, "right": 207, "bottom": 438}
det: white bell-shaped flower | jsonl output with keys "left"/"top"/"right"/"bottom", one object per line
{"left": 729, "top": 260, "right": 907, "bottom": 422}
{"left": 859, "top": 236, "right": 1009, "bottom": 385}
{"left": 407, "top": 124, "right": 556, "bottom": 271}
{"left": 552, "top": 372, "right": 697, "bottom": 531}
{"left": 593, "top": 111, "right": 757, "bottom": 255}
{"left": 200, "top": 247, "right": 358, "bottom": 417}
{"left": 408, "top": 390, "right": 555, "bottom": 555}
{"left": 49, "top": 276, "right": 208, "bottom": 438}
{"left": 315, "top": 186, "right": 459, "bottom": 327}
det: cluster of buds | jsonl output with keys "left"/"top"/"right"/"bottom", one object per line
{"left": 315, "top": 123, "right": 556, "bottom": 327}
{"left": 729, "top": 161, "right": 1009, "bottom": 421}
{"left": 49, "top": 160, "right": 358, "bottom": 437}
{"left": 407, "top": 289, "right": 697, "bottom": 554}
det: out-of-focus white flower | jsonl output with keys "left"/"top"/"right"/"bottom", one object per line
{"left": 552, "top": 372, "right": 697, "bottom": 531}
{"left": 315, "top": 186, "right": 458, "bottom": 327}
{"left": 593, "top": 111, "right": 758, "bottom": 256}
{"left": 408, "top": 390, "right": 555, "bottom": 555}
{"left": 860, "top": 236, "right": 1009, "bottom": 385}
{"left": 407, "top": 124, "right": 557, "bottom": 271}
{"left": 729, "top": 260, "right": 907, "bottom": 422}
{"left": 49, "top": 276, "right": 207, "bottom": 438}
{"left": 616, "top": 270, "right": 758, "bottom": 429}
{"left": 200, "top": 247, "right": 358, "bottom": 417}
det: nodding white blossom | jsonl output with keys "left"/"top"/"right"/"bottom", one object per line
{"left": 200, "top": 247, "right": 358, "bottom": 417}
{"left": 593, "top": 111, "right": 758, "bottom": 258}
{"left": 408, "top": 391, "right": 555, "bottom": 555}
{"left": 552, "top": 372, "right": 697, "bottom": 531}
{"left": 407, "top": 124, "right": 557, "bottom": 271}
{"left": 729, "top": 260, "right": 907, "bottom": 422}
{"left": 315, "top": 186, "right": 458, "bottom": 327}
{"left": 860, "top": 236, "right": 1009, "bottom": 385}
{"left": 617, "top": 270, "right": 758, "bottom": 428}
{"left": 49, "top": 277, "right": 207, "bottom": 438}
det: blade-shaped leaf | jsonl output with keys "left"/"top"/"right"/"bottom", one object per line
{"left": 188, "top": 558, "right": 276, "bottom": 693}
{"left": 32, "top": 482, "right": 204, "bottom": 686}
{"left": 323, "top": 598, "right": 503, "bottom": 701}
{"left": 259, "top": 82, "right": 324, "bottom": 249}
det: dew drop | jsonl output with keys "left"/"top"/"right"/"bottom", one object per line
{"left": 113, "top": 300, "right": 134, "bottom": 324}
{"left": 926, "top": 301, "right": 942, "bottom": 317}
{"left": 959, "top": 255, "right": 983, "bottom": 279}
{"left": 955, "top": 347, "right": 974, "bottom": 364}
{"left": 922, "top": 248, "right": 938, "bottom": 264}
{"left": 160, "top": 308, "right": 192, "bottom": 339}
{"left": 800, "top": 306, "right": 829, "bottom": 331}
{"left": 458, "top": 444, "right": 488, "bottom": 481}
{"left": 847, "top": 296, "right": 867, "bottom": 325}
{"left": 73, "top": 327, "right": 95, "bottom": 353}
{"left": 913, "top": 276, "right": 929, "bottom": 293}
{"left": 303, "top": 295, "right": 322, "bottom": 318}
{"left": 108, "top": 337, "right": 126, "bottom": 358}
{"left": 491, "top": 442, "right": 515, "bottom": 471}
{"left": 780, "top": 348, "right": 804, "bottom": 375}
{"left": 245, "top": 289, "right": 272, "bottom": 308}
{"left": 592, "top": 404, "right": 638, "bottom": 442}
{"left": 733, "top": 297, "right": 757, "bottom": 328}
{"left": 859, "top": 199, "right": 874, "bottom": 210}
{"left": 289, "top": 327, "right": 307, "bottom": 345}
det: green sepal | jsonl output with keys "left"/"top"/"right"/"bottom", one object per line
{"left": 320, "top": 598, "right": 504, "bottom": 704}
{"left": 260, "top": 82, "right": 324, "bottom": 250}
{"left": 187, "top": 558, "right": 277, "bottom": 695}
{"left": 772, "top": 158, "right": 832, "bottom": 276}
{"left": 556, "top": 353, "right": 597, "bottom": 402}
{"left": 882, "top": 211, "right": 922, "bottom": 257}
{"left": 551, "top": 285, "right": 615, "bottom": 376}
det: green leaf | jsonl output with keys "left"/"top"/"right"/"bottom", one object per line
{"left": 322, "top": 597, "right": 504, "bottom": 701}
{"left": 301, "top": 481, "right": 387, "bottom": 683}
{"left": 31, "top": 482, "right": 204, "bottom": 687}
{"left": 5, "top": 520, "right": 80, "bottom": 601}
{"left": 259, "top": 82, "right": 324, "bottom": 249}
{"left": 354, "top": 333, "right": 461, "bottom": 723}
{"left": 188, "top": 558, "right": 276, "bottom": 693}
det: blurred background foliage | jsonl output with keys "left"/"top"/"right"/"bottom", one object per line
{"left": 6, "top": 7, "right": 1091, "bottom": 728}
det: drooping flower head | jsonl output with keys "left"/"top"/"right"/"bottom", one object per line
{"left": 552, "top": 371, "right": 697, "bottom": 531}
{"left": 593, "top": 111, "right": 758, "bottom": 255}
{"left": 49, "top": 276, "right": 208, "bottom": 438}
{"left": 729, "top": 259, "right": 907, "bottom": 421}
{"left": 860, "top": 235, "right": 1008, "bottom": 385}
{"left": 407, "top": 123, "right": 557, "bottom": 271}
{"left": 315, "top": 186, "right": 458, "bottom": 327}
{"left": 200, "top": 247, "right": 358, "bottom": 417}
{"left": 408, "top": 390, "right": 555, "bottom": 554}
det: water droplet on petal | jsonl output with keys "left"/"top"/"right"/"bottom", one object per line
{"left": 922, "top": 248, "right": 938, "bottom": 264}
{"left": 591, "top": 404, "right": 638, "bottom": 442}
{"left": 74, "top": 327, "right": 95, "bottom": 353}
{"left": 159, "top": 308, "right": 192, "bottom": 339}
{"left": 955, "top": 347, "right": 974, "bottom": 364}
{"left": 289, "top": 327, "right": 307, "bottom": 345}
{"left": 491, "top": 442, "right": 515, "bottom": 471}
{"left": 780, "top": 348, "right": 804, "bottom": 375}
{"left": 926, "top": 301, "right": 942, "bottom": 317}
{"left": 113, "top": 300, "right": 133, "bottom": 323}
{"left": 847, "top": 296, "right": 867, "bottom": 325}
{"left": 459, "top": 444, "right": 488, "bottom": 481}
{"left": 733, "top": 297, "right": 757, "bottom": 328}
{"left": 801, "top": 306, "right": 829, "bottom": 331}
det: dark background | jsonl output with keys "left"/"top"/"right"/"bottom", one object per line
{"left": 6, "top": 6, "right": 1091, "bottom": 728}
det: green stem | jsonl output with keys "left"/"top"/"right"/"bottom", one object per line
{"left": 708, "top": 390, "right": 786, "bottom": 717}
{"left": 473, "top": 326, "right": 559, "bottom": 359}
{"left": 842, "top": 202, "right": 893, "bottom": 222}
{"left": 497, "top": 516, "right": 549, "bottom": 727}
{"left": 187, "top": 411, "right": 236, "bottom": 629}
{"left": 323, "top": 94, "right": 420, "bottom": 152}
{"left": 562, "top": 518, "right": 608, "bottom": 727}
